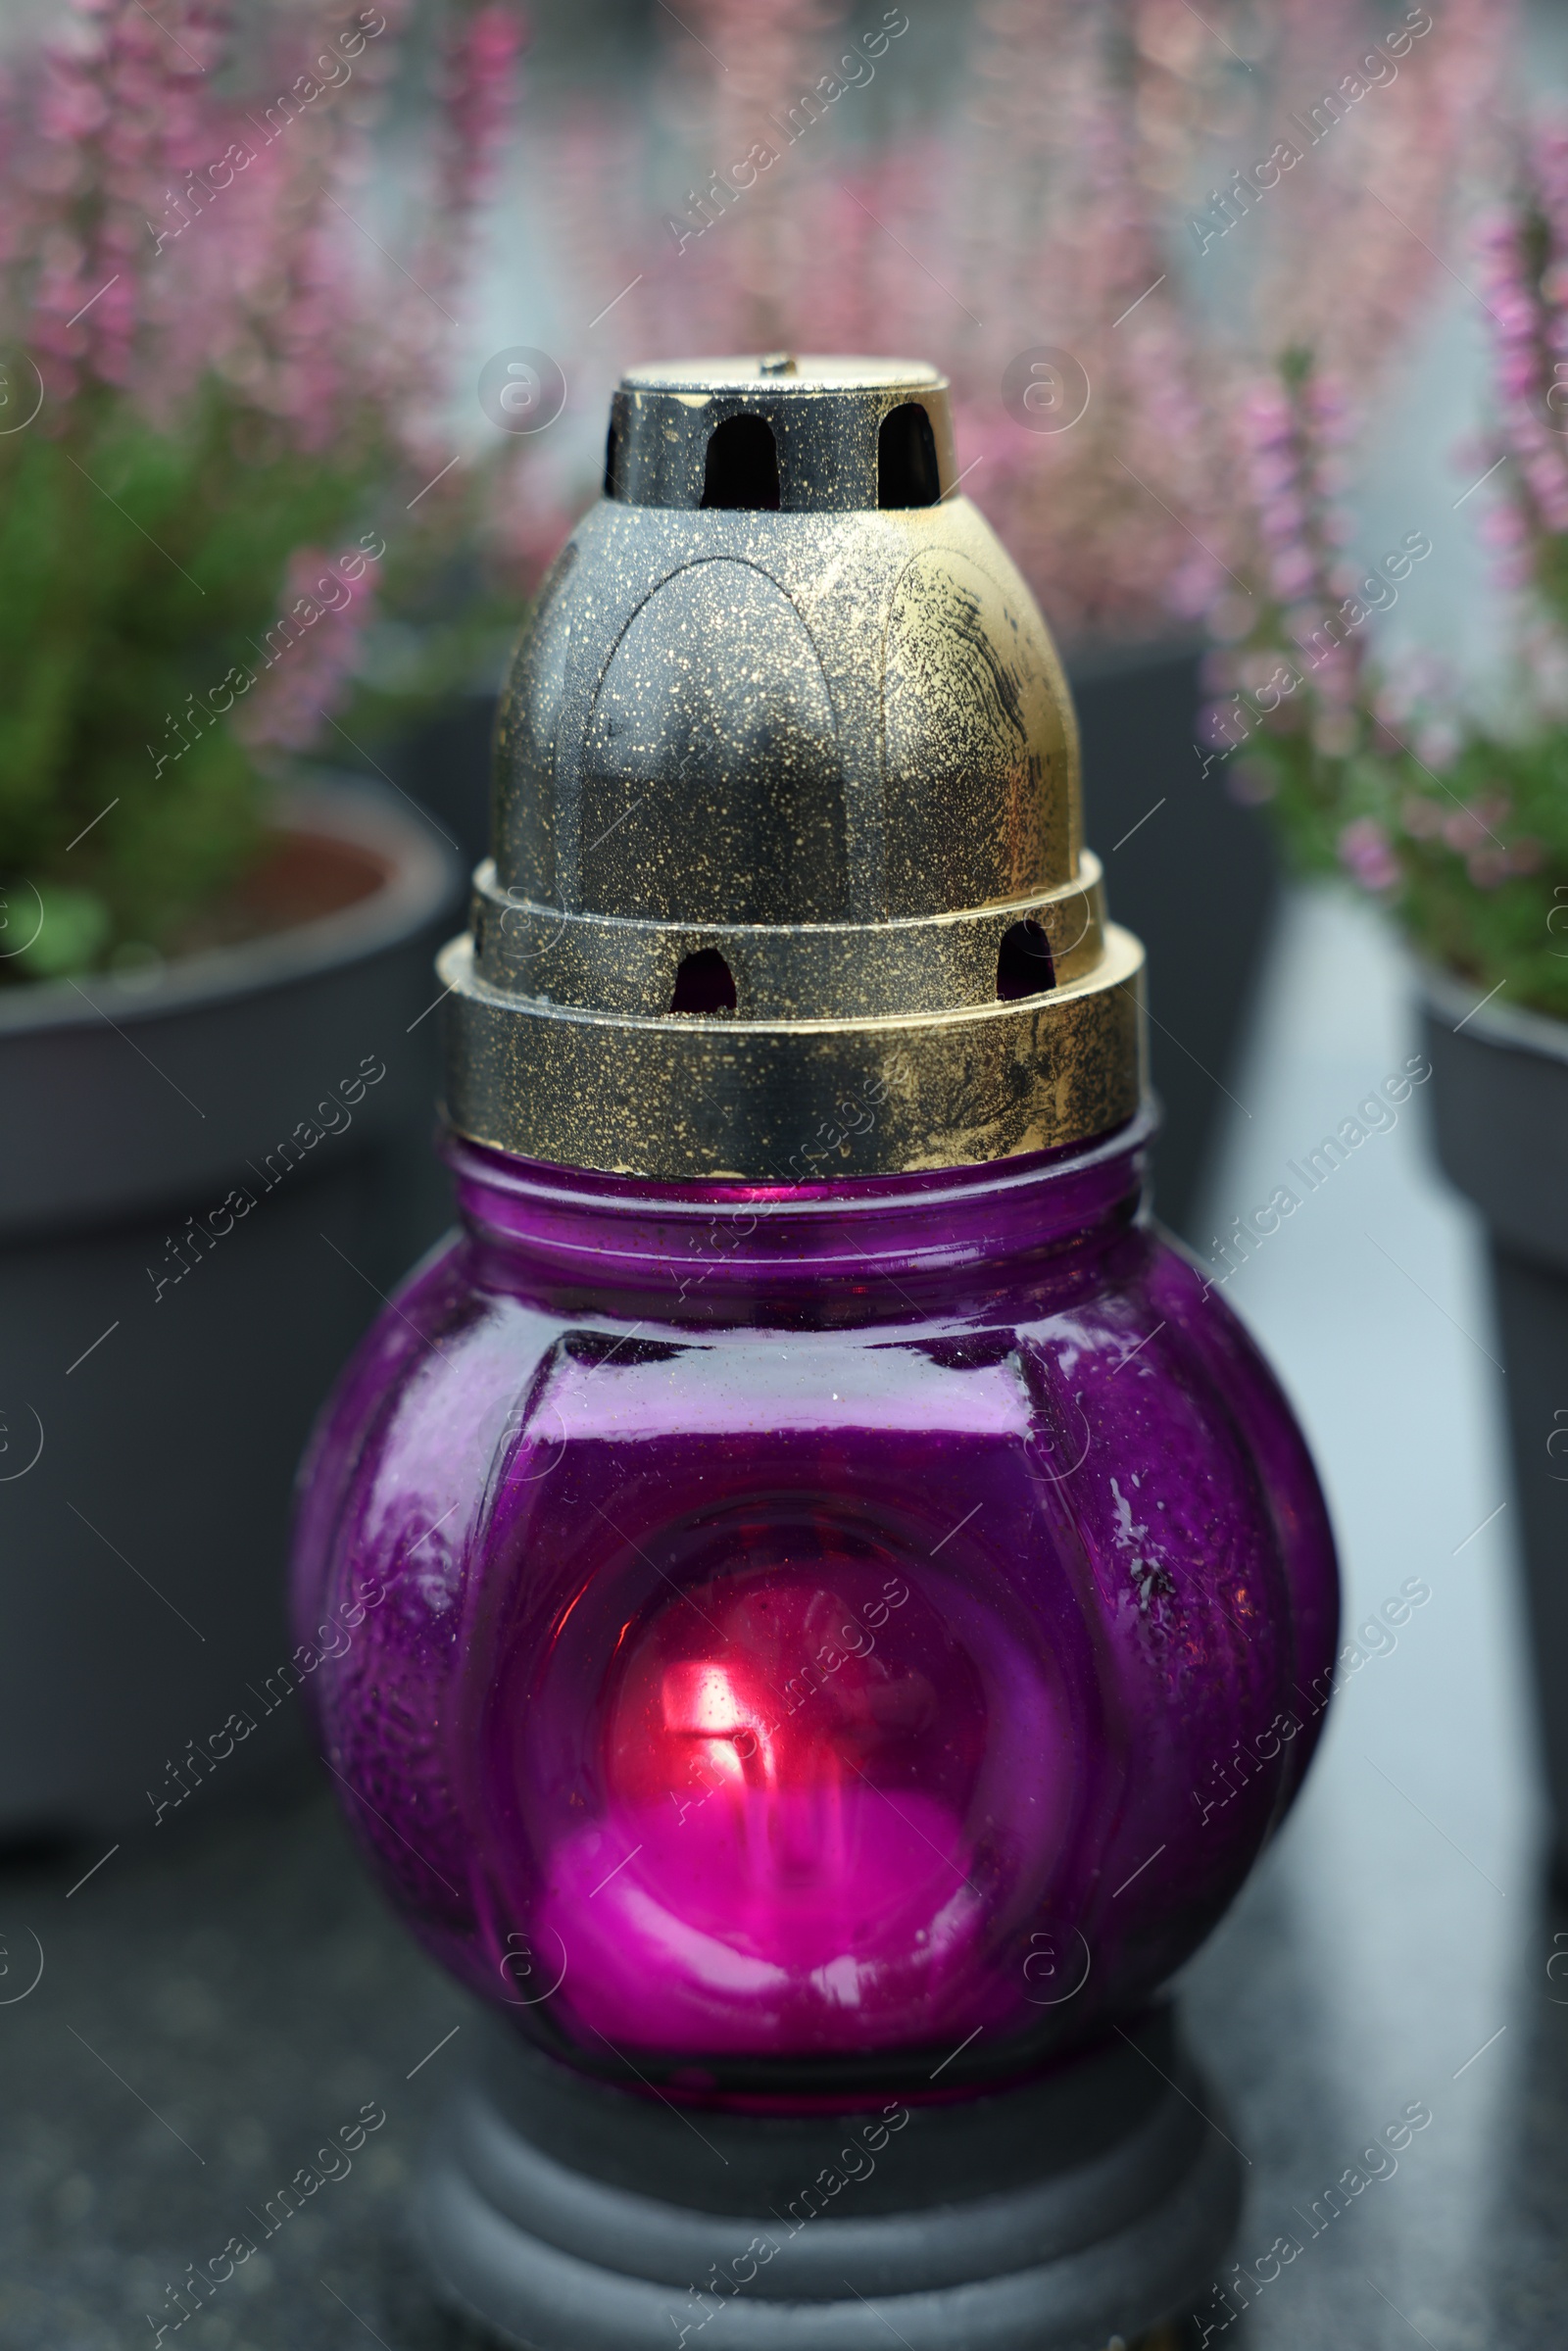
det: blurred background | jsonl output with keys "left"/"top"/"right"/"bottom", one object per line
{"left": 4, "top": 1, "right": 1568, "bottom": 2344}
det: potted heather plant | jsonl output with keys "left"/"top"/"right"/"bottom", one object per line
{"left": 0, "top": 0, "right": 530, "bottom": 1840}
{"left": 1195, "top": 126, "right": 1568, "bottom": 1882}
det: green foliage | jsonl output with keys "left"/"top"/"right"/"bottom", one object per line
{"left": 1377, "top": 733, "right": 1568, "bottom": 1016}
{"left": 1221, "top": 707, "right": 1568, "bottom": 1021}
{"left": 0, "top": 383, "right": 517, "bottom": 982}
{"left": 0, "top": 385, "right": 365, "bottom": 975}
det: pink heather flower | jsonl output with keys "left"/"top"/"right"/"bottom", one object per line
{"left": 436, "top": 5, "right": 528, "bottom": 222}
{"left": 1199, "top": 699, "right": 1250, "bottom": 752}
{"left": 1211, "top": 355, "right": 1375, "bottom": 740}
{"left": 1164, "top": 551, "right": 1226, "bottom": 620}
{"left": 1442, "top": 793, "right": 1511, "bottom": 853}
{"left": 1249, "top": 451, "right": 1298, "bottom": 499}
{"left": 1269, "top": 549, "right": 1317, "bottom": 600}
{"left": 234, "top": 544, "right": 381, "bottom": 755}
{"left": 1470, "top": 120, "right": 1568, "bottom": 595}
{"left": 408, "top": 0, "right": 527, "bottom": 326}
{"left": 1237, "top": 651, "right": 1287, "bottom": 696}
{"left": 1259, "top": 492, "right": 1309, "bottom": 545}
{"left": 1227, "top": 759, "right": 1276, "bottom": 807}
{"left": 1466, "top": 846, "right": 1510, "bottom": 888}
{"left": 1476, "top": 500, "right": 1526, "bottom": 547}
{"left": 1522, "top": 621, "right": 1568, "bottom": 715}
{"left": 1339, "top": 817, "right": 1401, "bottom": 894}
{"left": 1205, "top": 592, "right": 1254, "bottom": 645}
{"left": 23, "top": 0, "right": 220, "bottom": 398}
{"left": 591, "top": 0, "right": 1241, "bottom": 649}
{"left": 1400, "top": 794, "right": 1446, "bottom": 842}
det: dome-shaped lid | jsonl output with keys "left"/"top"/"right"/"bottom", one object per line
{"left": 441, "top": 357, "right": 1145, "bottom": 1180}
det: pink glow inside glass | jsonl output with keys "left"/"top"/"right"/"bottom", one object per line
{"left": 530, "top": 1517, "right": 1075, "bottom": 2055}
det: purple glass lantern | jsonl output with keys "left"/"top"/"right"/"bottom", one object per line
{"left": 292, "top": 358, "right": 1339, "bottom": 2350}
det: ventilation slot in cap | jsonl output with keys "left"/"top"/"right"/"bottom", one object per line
{"left": 878, "top": 403, "right": 941, "bottom": 509}
{"left": 670, "top": 949, "right": 738, "bottom": 1014}
{"left": 996, "top": 919, "right": 1056, "bottom": 1002}
{"left": 701, "top": 416, "right": 780, "bottom": 512}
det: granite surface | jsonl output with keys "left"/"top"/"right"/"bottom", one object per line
{"left": 0, "top": 1775, "right": 476, "bottom": 2351}
{"left": 0, "top": 1733, "right": 1561, "bottom": 2351}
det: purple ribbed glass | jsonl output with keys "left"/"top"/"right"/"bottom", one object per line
{"left": 291, "top": 1111, "right": 1338, "bottom": 2106}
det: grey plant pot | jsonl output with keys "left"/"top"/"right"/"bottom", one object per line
{"left": 0, "top": 776, "right": 462, "bottom": 1843}
{"left": 1420, "top": 964, "right": 1568, "bottom": 1881}
{"left": 1069, "top": 642, "right": 1278, "bottom": 1241}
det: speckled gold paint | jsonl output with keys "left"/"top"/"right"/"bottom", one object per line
{"left": 444, "top": 357, "right": 1147, "bottom": 1180}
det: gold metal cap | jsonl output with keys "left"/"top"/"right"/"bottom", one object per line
{"left": 440, "top": 356, "right": 1146, "bottom": 1180}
